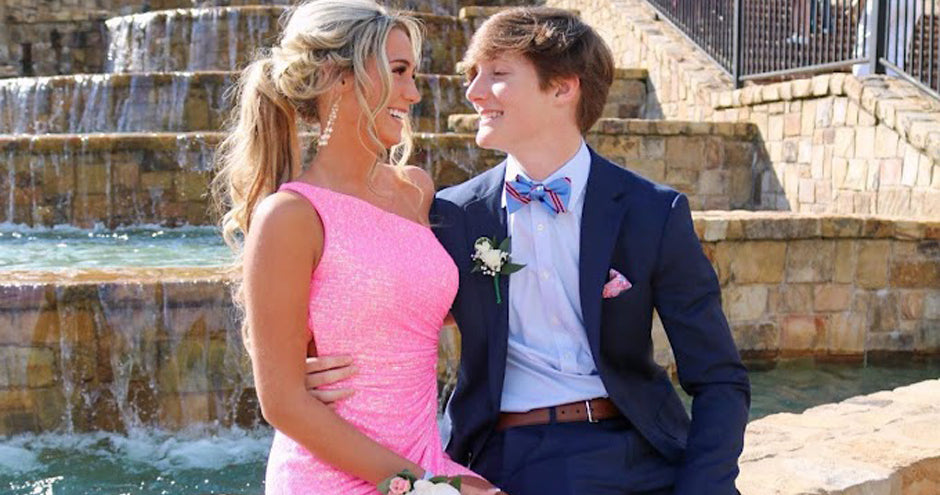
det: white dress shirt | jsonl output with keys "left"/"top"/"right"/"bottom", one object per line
{"left": 499, "top": 140, "right": 609, "bottom": 412}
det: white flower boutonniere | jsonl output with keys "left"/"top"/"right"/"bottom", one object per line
{"left": 471, "top": 236, "right": 525, "bottom": 304}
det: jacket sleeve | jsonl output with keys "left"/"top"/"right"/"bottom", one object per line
{"left": 651, "top": 193, "right": 751, "bottom": 495}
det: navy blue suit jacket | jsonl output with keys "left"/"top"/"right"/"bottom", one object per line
{"left": 431, "top": 148, "right": 751, "bottom": 494}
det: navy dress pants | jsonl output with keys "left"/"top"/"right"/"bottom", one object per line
{"left": 472, "top": 417, "right": 676, "bottom": 495}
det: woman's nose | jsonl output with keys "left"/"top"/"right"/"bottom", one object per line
{"left": 404, "top": 77, "right": 421, "bottom": 104}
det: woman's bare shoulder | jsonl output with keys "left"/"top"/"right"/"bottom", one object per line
{"left": 252, "top": 190, "right": 321, "bottom": 233}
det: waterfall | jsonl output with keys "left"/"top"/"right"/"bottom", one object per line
{"left": 97, "top": 282, "right": 161, "bottom": 430}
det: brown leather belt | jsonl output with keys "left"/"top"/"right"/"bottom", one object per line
{"left": 496, "top": 398, "right": 621, "bottom": 431}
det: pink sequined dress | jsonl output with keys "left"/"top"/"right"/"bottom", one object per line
{"left": 264, "top": 182, "right": 476, "bottom": 494}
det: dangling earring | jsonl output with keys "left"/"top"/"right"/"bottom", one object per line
{"left": 318, "top": 98, "right": 340, "bottom": 149}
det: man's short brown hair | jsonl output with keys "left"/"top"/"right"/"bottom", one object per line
{"left": 461, "top": 7, "right": 614, "bottom": 133}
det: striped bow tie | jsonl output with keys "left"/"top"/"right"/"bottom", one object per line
{"left": 504, "top": 174, "right": 572, "bottom": 216}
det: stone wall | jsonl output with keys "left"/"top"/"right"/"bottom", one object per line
{"left": 738, "top": 379, "right": 940, "bottom": 495}
{"left": 1, "top": 214, "right": 936, "bottom": 435}
{"left": 713, "top": 75, "right": 940, "bottom": 218}
{"left": 548, "top": 0, "right": 940, "bottom": 219}
{"left": 698, "top": 213, "right": 940, "bottom": 358}
{"left": 647, "top": 213, "right": 940, "bottom": 367}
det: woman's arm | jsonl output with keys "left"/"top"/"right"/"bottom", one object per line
{"left": 243, "top": 191, "right": 422, "bottom": 484}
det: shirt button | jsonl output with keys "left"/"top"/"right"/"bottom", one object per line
{"left": 536, "top": 224, "right": 545, "bottom": 232}
{"left": 541, "top": 270, "right": 550, "bottom": 280}
{"left": 551, "top": 316, "right": 561, "bottom": 325}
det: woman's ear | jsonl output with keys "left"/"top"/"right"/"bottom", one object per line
{"left": 337, "top": 72, "right": 354, "bottom": 94}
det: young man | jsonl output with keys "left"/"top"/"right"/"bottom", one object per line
{"left": 306, "top": 7, "right": 750, "bottom": 494}
{"left": 429, "top": 8, "right": 749, "bottom": 495}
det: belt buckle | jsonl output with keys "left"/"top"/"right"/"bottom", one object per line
{"left": 585, "top": 400, "right": 598, "bottom": 423}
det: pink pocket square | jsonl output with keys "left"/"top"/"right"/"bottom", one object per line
{"left": 602, "top": 269, "right": 632, "bottom": 298}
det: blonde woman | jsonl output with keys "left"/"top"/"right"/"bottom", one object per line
{"left": 213, "top": 0, "right": 502, "bottom": 493}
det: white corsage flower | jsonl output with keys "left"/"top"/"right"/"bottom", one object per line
{"left": 471, "top": 236, "right": 525, "bottom": 304}
{"left": 412, "top": 480, "right": 461, "bottom": 495}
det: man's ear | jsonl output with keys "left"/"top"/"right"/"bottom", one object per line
{"left": 552, "top": 75, "right": 581, "bottom": 105}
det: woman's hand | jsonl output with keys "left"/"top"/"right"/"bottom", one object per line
{"left": 459, "top": 476, "right": 507, "bottom": 495}
{"left": 304, "top": 354, "right": 358, "bottom": 405}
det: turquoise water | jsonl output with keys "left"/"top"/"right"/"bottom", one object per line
{"left": 746, "top": 357, "right": 940, "bottom": 419}
{"left": 0, "top": 426, "right": 269, "bottom": 495}
{"left": 2, "top": 360, "right": 937, "bottom": 494}
{"left": 0, "top": 225, "right": 230, "bottom": 271}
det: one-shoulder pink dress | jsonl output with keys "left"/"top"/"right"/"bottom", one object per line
{"left": 264, "top": 182, "right": 476, "bottom": 494}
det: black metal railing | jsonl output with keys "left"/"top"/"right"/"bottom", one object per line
{"left": 646, "top": 0, "right": 940, "bottom": 99}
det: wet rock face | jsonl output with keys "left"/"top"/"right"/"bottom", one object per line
{"left": 0, "top": 1, "right": 295, "bottom": 78}
{"left": 104, "top": 7, "right": 473, "bottom": 74}
{"left": 0, "top": 121, "right": 757, "bottom": 228}
{"left": 0, "top": 277, "right": 262, "bottom": 435}
{"left": 0, "top": 72, "right": 475, "bottom": 135}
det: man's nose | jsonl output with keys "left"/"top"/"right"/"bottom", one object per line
{"left": 465, "top": 74, "right": 486, "bottom": 104}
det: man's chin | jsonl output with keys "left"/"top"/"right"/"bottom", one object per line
{"left": 474, "top": 129, "right": 505, "bottom": 151}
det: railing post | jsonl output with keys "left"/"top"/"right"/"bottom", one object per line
{"left": 732, "top": 0, "right": 743, "bottom": 87}
{"left": 869, "top": 0, "right": 888, "bottom": 74}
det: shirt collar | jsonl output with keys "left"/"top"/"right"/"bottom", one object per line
{"left": 501, "top": 140, "right": 591, "bottom": 210}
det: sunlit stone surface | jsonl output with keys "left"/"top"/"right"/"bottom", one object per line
{"left": 738, "top": 379, "right": 940, "bottom": 495}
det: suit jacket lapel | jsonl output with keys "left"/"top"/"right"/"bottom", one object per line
{"left": 465, "top": 163, "right": 510, "bottom": 407}
{"left": 579, "top": 149, "right": 630, "bottom": 358}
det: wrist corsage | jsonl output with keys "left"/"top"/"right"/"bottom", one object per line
{"left": 378, "top": 469, "right": 461, "bottom": 495}
{"left": 471, "top": 236, "right": 525, "bottom": 304}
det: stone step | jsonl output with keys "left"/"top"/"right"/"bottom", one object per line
{"left": 0, "top": 72, "right": 471, "bottom": 134}
{"left": 0, "top": 119, "right": 762, "bottom": 226}
{"left": 105, "top": 6, "right": 472, "bottom": 75}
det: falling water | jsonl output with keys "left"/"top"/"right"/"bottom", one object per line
{"left": 0, "top": 74, "right": 219, "bottom": 134}
{"left": 187, "top": 9, "right": 222, "bottom": 71}
{"left": 5, "top": 151, "right": 15, "bottom": 224}
{"left": 106, "top": 8, "right": 281, "bottom": 73}
{"left": 427, "top": 76, "right": 443, "bottom": 133}
{"left": 97, "top": 282, "right": 161, "bottom": 430}
{"left": 227, "top": 8, "right": 239, "bottom": 70}
{"left": 75, "top": 75, "right": 111, "bottom": 133}
{"left": 26, "top": 147, "right": 40, "bottom": 226}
